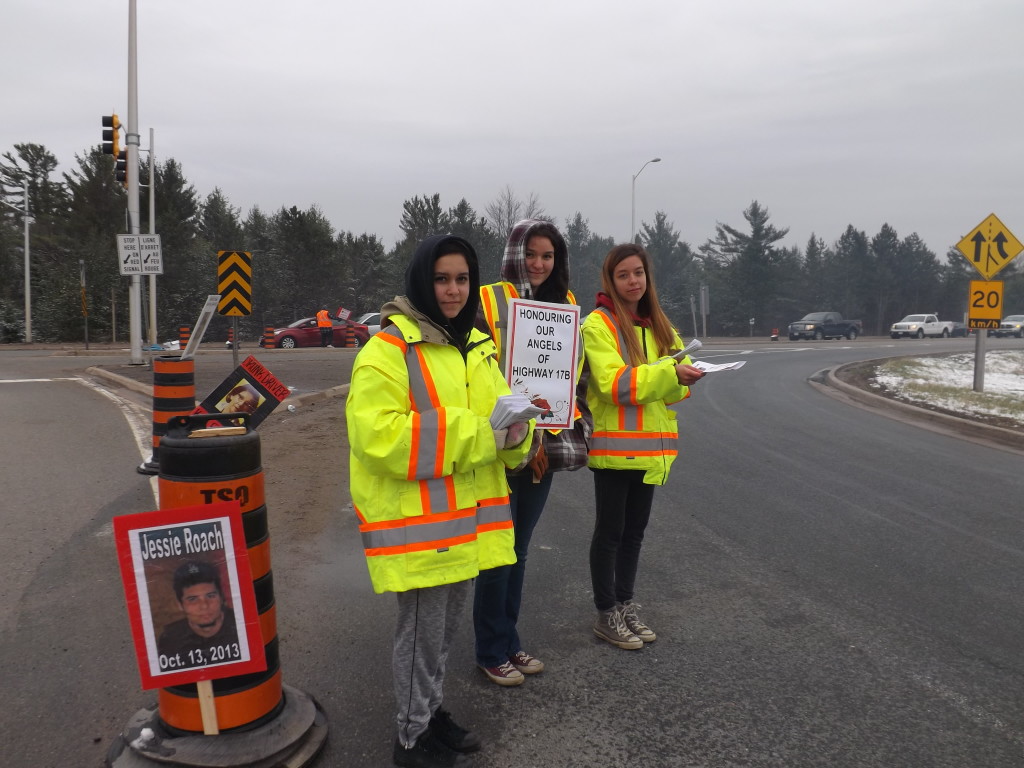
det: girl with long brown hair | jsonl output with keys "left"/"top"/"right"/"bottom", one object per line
{"left": 581, "top": 243, "right": 703, "bottom": 649}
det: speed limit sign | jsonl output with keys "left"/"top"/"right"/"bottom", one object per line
{"left": 968, "top": 280, "right": 1003, "bottom": 330}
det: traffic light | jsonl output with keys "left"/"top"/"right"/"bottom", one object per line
{"left": 101, "top": 114, "right": 121, "bottom": 157}
{"left": 115, "top": 149, "right": 128, "bottom": 188}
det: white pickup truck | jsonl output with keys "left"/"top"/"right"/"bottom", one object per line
{"left": 890, "top": 314, "right": 954, "bottom": 339}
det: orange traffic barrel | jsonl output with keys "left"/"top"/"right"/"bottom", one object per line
{"left": 263, "top": 325, "right": 275, "bottom": 348}
{"left": 109, "top": 411, "right": 326, "bottom": 766}
{"left": 156, "top": 414, "right": 281, "bottom": 734}
{"left": 137, "top": 355, "right": 195, "bottom": 476}
{"left": 177, "top": 325, "right": 191, "bottom": 348}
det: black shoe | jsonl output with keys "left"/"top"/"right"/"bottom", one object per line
{"left": 393, "top": 730, "right": 469, "bottom": 768}
{"left": 430, "top": 708, "right": 481, "bottom": 753}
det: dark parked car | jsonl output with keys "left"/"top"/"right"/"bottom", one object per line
{"left": 950, "top": 321, "right": 971, "bottom": 338}
{"left": 259, "top": 317, "right": 370, "bottom": 349}
{"left": 788, "top": 312, "right": 862, "bottom": 341}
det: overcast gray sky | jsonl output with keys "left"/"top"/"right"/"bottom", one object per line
{"left": 5, "top": 0, "right": 1024, "bottom": 258}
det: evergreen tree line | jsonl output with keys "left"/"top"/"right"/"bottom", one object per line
{"left": 1, "top": 142, "right": 1020, "bottom": 344}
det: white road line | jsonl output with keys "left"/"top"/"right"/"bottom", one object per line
{"left": 74, "top": 377, "right": 159, "bottom": 504}
{"left": 0, "top": 377, "right": 82, "bottom": 383}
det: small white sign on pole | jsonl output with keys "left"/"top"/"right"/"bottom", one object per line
{"left": 181, "top": 295, "right": 221, "bottom": 360}
{"left": 505, "top": 299, "right": 581, "bottom": 430}
{"left": 117, "top": 234, "right": 142, "bottom": 275}
{"left": 139, "top": 234, "right": 163, "bottom": 275}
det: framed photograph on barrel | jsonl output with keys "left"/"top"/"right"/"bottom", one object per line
{"left": 113, "top": 500, "right": 266, "bottom": 689}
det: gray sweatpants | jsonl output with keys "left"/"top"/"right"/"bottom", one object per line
{"left": 393, "top": 579, "right": 471, "bottom": 748}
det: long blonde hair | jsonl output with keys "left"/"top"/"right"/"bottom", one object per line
{"left": 600, "top": 244, "right": 678, "bottom": 366}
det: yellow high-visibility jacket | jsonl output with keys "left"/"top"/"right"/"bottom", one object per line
{"left": 347, "top": 311, "right": 533, "bottom": 594}
{"left": 582, "top": 307, "right": 691, "bottom": 485}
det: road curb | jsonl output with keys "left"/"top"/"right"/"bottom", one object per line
{"left": 86, "top": 365, "right": 152, "bottom": 396}
{"left": 811, "top": 360, "right": 1024, "bottom": 456}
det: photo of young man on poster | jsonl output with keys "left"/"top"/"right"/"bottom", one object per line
{"left": 157, "top": 559, "right": 241, "bottom": 669}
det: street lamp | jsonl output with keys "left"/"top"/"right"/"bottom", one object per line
{"left": 631, "top": 157, "right": 661, "bottom": 242}
{"left": 1, "top": 181, "right": 32, "bottom": 342}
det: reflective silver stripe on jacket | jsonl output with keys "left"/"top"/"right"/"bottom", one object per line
{"left": 494, "top": 287, "right": 510, "bottom": 331}
{"left": 381, "top": 326, "right": 434, "bottom": 410}
{"left": 412, "top": 410, "right": 443, "bottom": 481}
{"left": 361, "top": 512, "right": 477, "bottom": 551}
{"left": 490, "top": 287, "right": 511, "bottom": 377}
{"left": 477, "top": 500, "right": 511, "bottom": 526}
{"left": 382, "top": 326, "right": 442, "bottom": 481}
{"left": 595, "top": 307, "right": 642, "bottom": 430}
{"left": 591, "top": 433, "right": 672, "bottom": 454}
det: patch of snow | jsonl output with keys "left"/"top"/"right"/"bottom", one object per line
{"left": 875, "top": 350, "right": 1024, "bottom": 426}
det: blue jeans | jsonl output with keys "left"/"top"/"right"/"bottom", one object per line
{"left": 473, "top": 472, "right": 553, "bottom": 667}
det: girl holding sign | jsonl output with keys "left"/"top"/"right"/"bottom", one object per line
{"left": 474, "top": 219, "right": 593, "bottom": 686}
{"left": 582, "top": 243, "right": 703, "bottom": 650}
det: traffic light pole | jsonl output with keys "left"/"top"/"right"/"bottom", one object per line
{"left": 126, "top": 0, "right": 143, "bottom": 364}
{"left": 23, "top": 182, "right": 31, "bottom": 343}
{"left": 148, "top": 127, "right": 157, "bottom": 346}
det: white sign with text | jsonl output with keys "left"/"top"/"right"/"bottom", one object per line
{"left": 138, "top": 234, "right": 163, "bottom": 274}
{"left": 504, "top": 299, "right": 581, "bottom": 430}
{"left": 117, "top": 234, "right": 163, "bottom": 275}
{"left": 117, "top": 234, "right": 142, "bottom": 275}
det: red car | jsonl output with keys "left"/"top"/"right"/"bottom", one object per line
{"left": 259, "top": 317, "right": 370, "bottom": 349}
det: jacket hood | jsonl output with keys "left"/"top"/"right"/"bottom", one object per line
{"left": 380, "top": 296, "right": 461, "bottom": 346}
{"left": 595, "top": 291, "right": 651, "bottom": 328}
{"left": 500, "top": 219, "right": 570, "bottom": 303}
{"left": 400, "top": 234, "right": 480, "bottom": 348}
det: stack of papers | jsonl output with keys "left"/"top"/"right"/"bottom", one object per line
{"left": 490, "top": 393, "right": 546, "bottom": 429}
{"left": 693, "top": 360, "right": 746, "bottom": 372}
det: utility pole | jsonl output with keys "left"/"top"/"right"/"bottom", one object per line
{"left": 146, "top": 127, "right": 157, "bottom": 345}
{"left": 1, "top": 181, "right": 32, "bottom": 341}
{"left": 126, "top": 0, "right": 144, "bottom": 364}
{"left": 80, "top": 260, "right": 89, "bottom": 349}
{"left": 630, "top": 157, "right": 661, "bottom": 242}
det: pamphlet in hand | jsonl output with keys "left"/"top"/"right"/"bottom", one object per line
{"left": 692, "top": 360, "right": 746, "bottom": 372}
{"left": 672, "top": 338, "right": 703, "bottom": 359}
{"left": 671, "top": 339, "right": 745, "bottom": 371}
{"left": 490, "top": 393, "right": 546, "bottom": 430}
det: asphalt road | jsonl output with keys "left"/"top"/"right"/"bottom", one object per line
{"left": 1, "top": 338, "right": 1022, "bottom": 767}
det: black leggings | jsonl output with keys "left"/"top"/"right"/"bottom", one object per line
{"left": 589, "top": 468, "right": 655, "bottom": 612}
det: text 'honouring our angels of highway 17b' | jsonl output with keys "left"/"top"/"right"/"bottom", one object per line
{"left": 505, "top": 299, "right": 581, "bottom": 430}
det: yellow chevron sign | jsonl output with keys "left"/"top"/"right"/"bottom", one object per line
{"left": 217, "top": 251, "right": 252, "bottom": 316}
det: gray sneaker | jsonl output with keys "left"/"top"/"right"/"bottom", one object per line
{"left": 593, "top": 607, "right": 643, "bottom": 650}
{"left": 620, "top": 601, "right": 657, "bottom": 642}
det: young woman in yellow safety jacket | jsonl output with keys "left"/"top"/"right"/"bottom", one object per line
{"left": 346, "top": 234, "right": 534, "bottom": 768}
{"left": 473, "top": 219, "right": 593, "bottom": 687}
{"left": 582, "top": 243, "right": 704, "bottom": 652}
